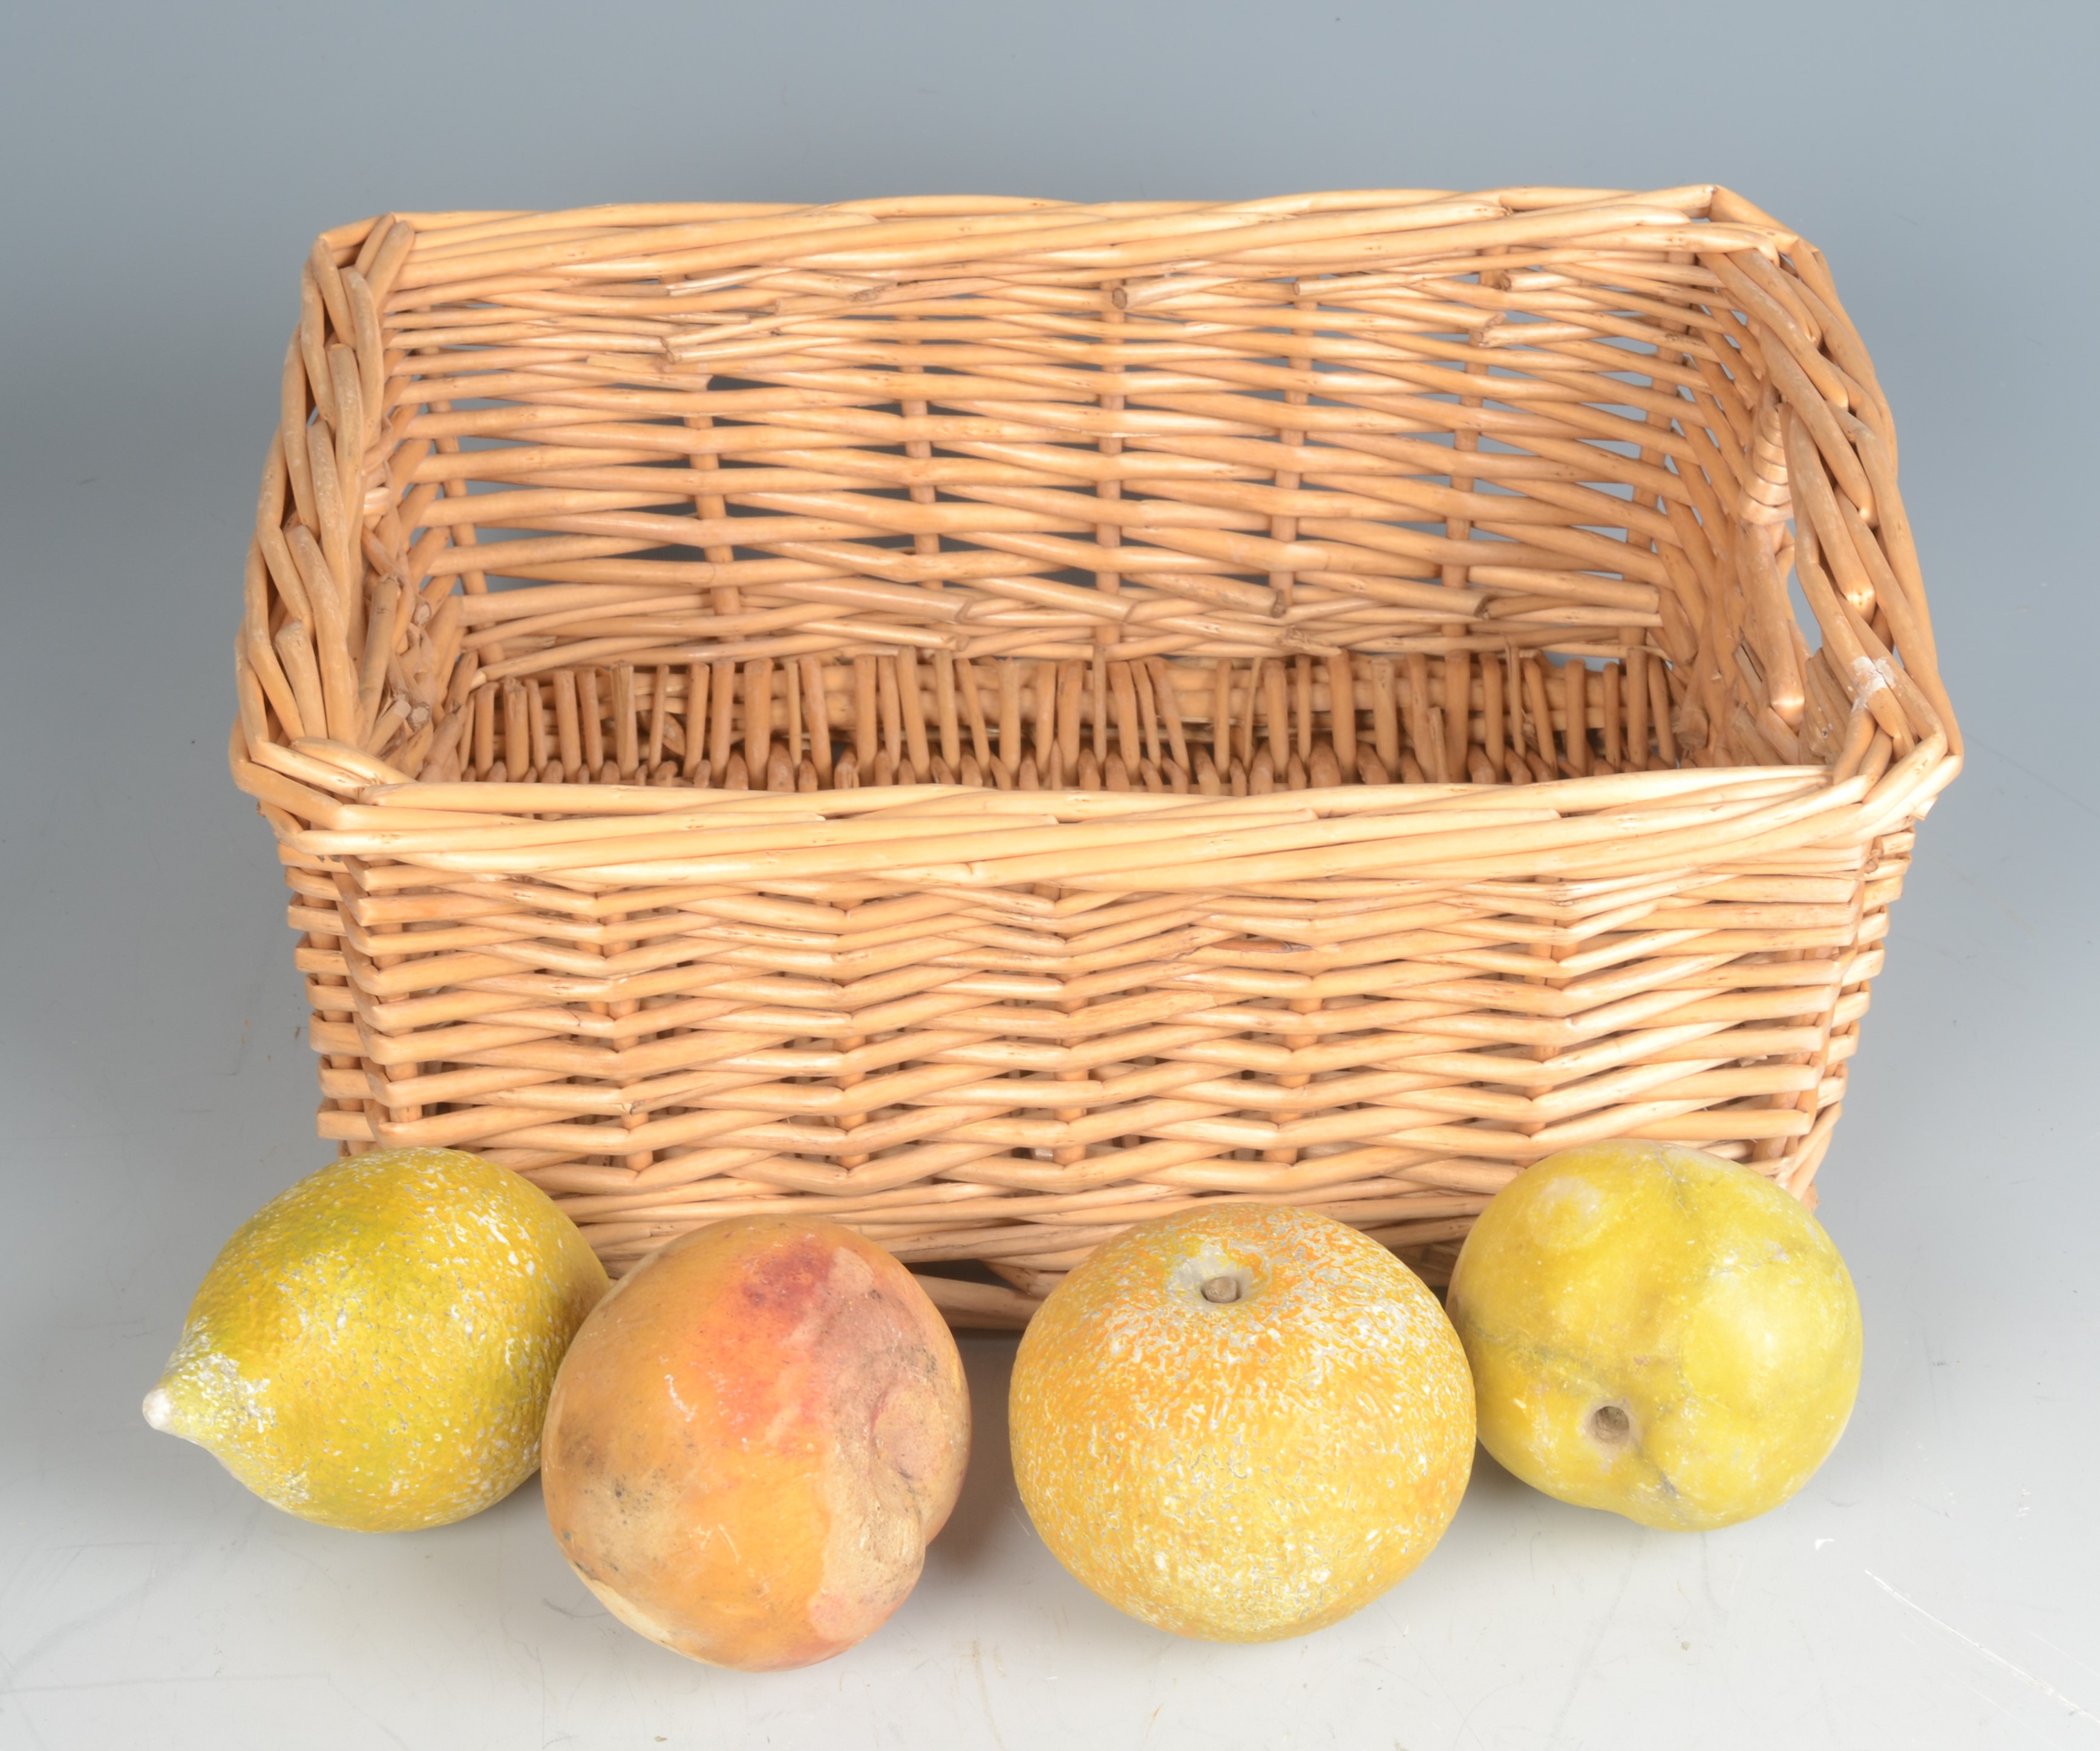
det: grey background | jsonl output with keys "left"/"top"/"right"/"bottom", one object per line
{"left": 3, "top": 2, "right": 2095, "bottom": 1745}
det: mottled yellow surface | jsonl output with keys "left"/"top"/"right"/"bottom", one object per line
{"left": 1447, "top": 1141, "right": 1862, "bottom": 1532}
{"left": 145, "top": 1147, "right": 607, "bottom": 1532}
{"left": 1009, "top": 1205, "right": 1474, "bottom": 1643}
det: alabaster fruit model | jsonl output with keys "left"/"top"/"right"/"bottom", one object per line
{"left": 1446, "top": 1140, "right": 1863, "bottom": 1531}
{"left": 143, "top": 1147, "right": 607, "bottom": 1532}
{"left": 540, "top": 1216, "right": 971, "bottom": 1672}
{"left": 149, "top": 1134, "right": 1868, "bottom": 1664}
{"left": 1009, "top": 1203, "right": 1476, "bottom": 1643}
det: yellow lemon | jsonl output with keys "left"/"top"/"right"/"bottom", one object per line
{"left": 1446, "top": 1141, "right": 1862, "bottom": 1531}
{"left": 144, "top": 1147, "right": 607, "bottom": 1531}
{"left": 1009, "top": 1204, "right": 1474, "bottom": 1643}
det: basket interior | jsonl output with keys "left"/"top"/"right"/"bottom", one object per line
{"left": 244, "top": 192, "right": 1945, "bottom": 804}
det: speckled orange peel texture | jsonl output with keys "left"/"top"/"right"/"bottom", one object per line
{"left": 1446, "top": 1140, "right": 1863, "bottom": 1533}
{"left": 143, "top": 1147, "right": 610, "bottom": 1532}
{"left": 1009, "top": 1203, "right": 1476, "bottom": 1643}
{"left": 540, "top": 1216, "right": 970, "bottom": 1672}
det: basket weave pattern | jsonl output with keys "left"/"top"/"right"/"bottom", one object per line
{"left": 232, "top": 189, "right": 1958, "bottom": 1324}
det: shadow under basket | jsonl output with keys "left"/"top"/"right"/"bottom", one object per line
{"left": 233, "top": 188, "right": 1960, "bottom": 1329}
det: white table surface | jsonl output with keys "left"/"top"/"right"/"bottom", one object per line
{"left": 5, "top": 3, "right": 2096, "bottom": 1744}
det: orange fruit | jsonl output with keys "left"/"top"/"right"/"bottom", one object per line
{"left": 1009, "top": 1203, "right": 1474, "bottom": 1642}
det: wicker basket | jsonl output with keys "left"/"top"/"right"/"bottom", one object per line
{"left": 231, "top": 188, "right": 1958, "bottom": 1328}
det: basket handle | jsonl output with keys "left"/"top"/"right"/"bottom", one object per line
{"left": 1708, "top": 234, "right": 1959, "bottom": 757}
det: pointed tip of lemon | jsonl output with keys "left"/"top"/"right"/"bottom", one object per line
{"left": 142, "top": 1385, "right": 182, "bottom": 1437}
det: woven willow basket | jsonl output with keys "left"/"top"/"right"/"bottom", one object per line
{"left": 231, "top": 187, "right": 1958, "bottom": 1328}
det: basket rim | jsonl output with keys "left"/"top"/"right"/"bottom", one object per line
{"left": 239, "top": 731, "right": 1957, "bottom": 899}
{"left": 314, "top": 183, "right": 1786, "bottom": 283}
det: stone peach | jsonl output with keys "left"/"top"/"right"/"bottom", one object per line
{"left": 540, "top": 1217, "right": 969, "bottom": 1671}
